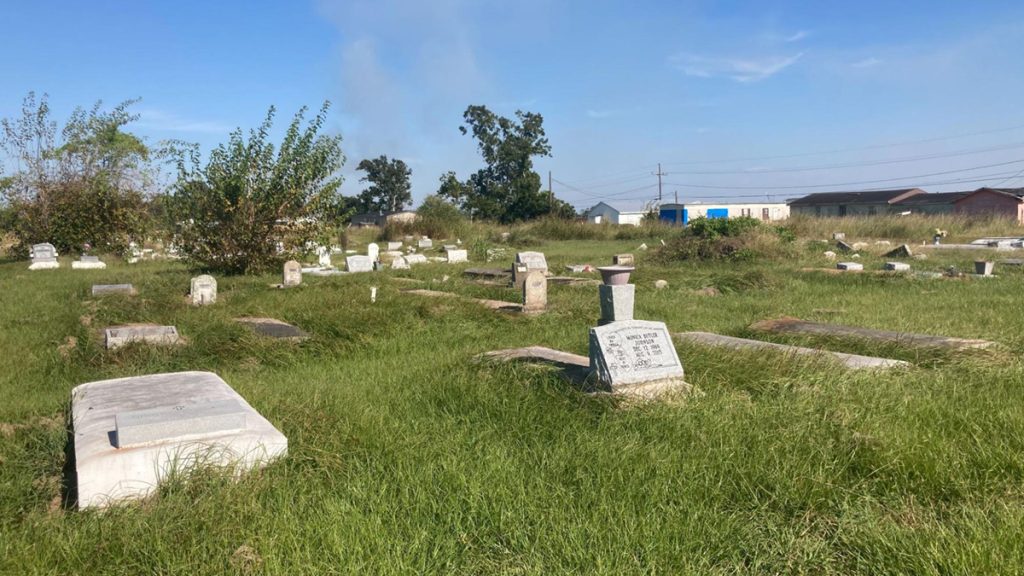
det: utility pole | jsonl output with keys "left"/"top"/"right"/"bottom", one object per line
{"left": 548, "top": 170, "right": 553, "bottom": 211}
{"left": 653, "top": 163, "right": 667, "bottom": 203}
{"left": 674, "top": 189, "right": 679, "bottom": 204}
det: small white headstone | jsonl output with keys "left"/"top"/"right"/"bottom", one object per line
{"left": 367, "top": 243, "right": 380, "bottom": 262}
{"left": 387, "top": 241, "right": 403, "bottom": 251}
{"left": 105, "top": 325, "right": 180, "bottom": 349}
{"left": 522, "top": 271, "right": 547, "bottom": 314}
{"left": 346, "top": 255, "right": 374, "bottom": 273}
{"left": 418, "top": 238, "right": 433, "bottom": 249}
{"left": 884, "top": 262, "right": 910, "bottom": 271}
{"left": 391, "top": 256, "right": 410, "bottom": 269}
{"left": 282, "top": 260, "right": 302, "bottom": 287}
{"left": 446, "top": 249, "right": 468, "bottom": 263}
{"left": 404, "top": 254, "right": 428, "bottom": 265}
{"left": 837, "top": 262, "right": 863, "bottom": 271}
{"left": 190, "top": 275, "right": 217, "bottom": 305}
{"left": 317, "top": 247, "right": 332, "bottom": 269}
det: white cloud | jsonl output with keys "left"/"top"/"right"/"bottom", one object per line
{"left": 851, "top": 57, "right": 882, "bottom": 68}
{"left": 135, "top": 109, "right": 231, "bottom": 134}
{"left": 671, "top": 52, "right": 804, "bottom": 82}
{"left": 785, "top": 30, "right": 810, "bottom": 43}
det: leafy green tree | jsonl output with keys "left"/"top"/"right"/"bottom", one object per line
{"left": 166, "top": 103, "right": 344, "bottom": 274}
{"left": 438, "top": 105, "right": 565, "bottom": 223}
{"left": 355, "top": 155, "right": 412, "bottom": 213}
{"left": 0, "top": 92, "right": 153, "bottom": 254}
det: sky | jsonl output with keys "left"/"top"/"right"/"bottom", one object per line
{"left": 3, "top": 0, "right": 1024, "bottom": 211}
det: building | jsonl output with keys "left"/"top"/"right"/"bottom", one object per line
{"left": 657, "top": 202, "right": 789, "bottom": 226}
{"left": 954, "top": 187, "right": 1024, "bottom": 223}
{"left": 892, "top": 191, "right": 971, "bottom": 215}
{"left": 350, "top": 210, "right": 418, "bottom": 227}
{"left": 584, "top": 202, "right": 648, "bottom": 226}
{"left": 788, "top": 188, "right": 925, "bottom": 217}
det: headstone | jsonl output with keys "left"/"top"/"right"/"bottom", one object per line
{"left": 367, "top": 243, "right": 380, "bottom": 262}
{"left": 884, "top": 262, "right": 910, "bottom": 271}
{"left": 884, "top": 244, "right": 913, "bottom": 258}
{"left": 975, "top": 261, "right": 995, "bottom": 276}
{"left": 588, "top": 320, "right": 685, "bottom": 390}
{"left": 235, "top": 317, "right": 309, "bottom": 340}
{"left": 832, "top": 232, "right": 845, "bottom": 240}
{"left": 72, "top": 255, "right": 106, "bottom": 270}
{"left": 105, "top": 325, "right": 180, "bottom": 349}
{"left": 515, "top": 251, "right": 548, "bottom": 275}
{"left": 522, "top": 271, "right": 547, "bottom": 314}
{"left": 190, "top": 274, "right": 217, "bottom": 305}
{"left": 387, "top": 241, "right": 403, "bottom": 251}
{"left": 836, "top": 262, "right": 863, "bottom": 271}
{"left": 391, "top": 256, "right": 410, "bottom": 269}
{"left": 512, "top": 262, "right": 530, "bottom": 291}
{"left": 282, "top": 260, "right": 302, "bottom": 287}
{"left": 836, "top": 240, "right": 853, "bottom": 253}
{"left": 404, "top": 254, "right": 428, "bottom": 265}
{"left": 599, "top": 284, "right": 635, "bottom": 325}
{"left": 317, "top": 247, "right": 332, "bottom": 269}
{"left": 613, "top": 254, "right": 635, "bottom": 266}
{"left": 346, "top": 255, "right": 374, "bottom": 273}
{"left": 446, "top": 249, "right": 468, "bottom": 263}
{"left": 71, "top": 371, "right": 288, "bottom": 508}
{"left": 418, "top": 238, "right": 433, "bottom": 249}
{"left": 92, "top": 284, "right": 135, "bottom": 296}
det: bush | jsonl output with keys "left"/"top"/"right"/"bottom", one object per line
{"left": 166, "top": 104, "right": 344, "bottom": 274}
{"left": 653, "top": 217, "right": 795, "bottom": 262}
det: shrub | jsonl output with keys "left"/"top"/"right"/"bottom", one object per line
{"left": 414, "top": 195, "right": 468, "bottom": 239}
{"left": 166, "top": 103, "right": 344, "bottom": 274}
{"left": 0, "top": 93, "right": 154, "bottom": 255}
{"left": 653, "top": 217, "right": 795, "bottom": 263}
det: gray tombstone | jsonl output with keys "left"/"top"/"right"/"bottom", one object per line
{"left": 613, "top": 253, "right": 635, "bottom": 266}
{"left": 588, "top": 320, "right": 685, "bottom": 390}
{"left": 190, "top": 275, "right": 217, "bottom": 305}
{"left": 92, "top": 284, "right": 135, "bottom": 297}
{"left": 515, "top": 251, "right": 548, "bottom": 275}
{"left": 418, "top": 238, "right": 433, "bottom": 249}
{"left": 367, "top": 243, "right": 380, "bottom": 262}
{"left": 346, "top": 255, "right": 374, "bottom": 273}
{"left": 522, "top": 271, "right": 547, "bottom": 314}
{"left": 387, "top": 241, "right": 403, "bottom": 251}
{"left": 29, "top": 242, "right": 59, "bottom": 271}
{"left": 512, "top": 262, "right": 530, "bottom": 291}
{"left": 283, "top": 260, "right": 302, "bottom": 287}
{"left": 599, "top": 284, "right": 635, "bottom": 325}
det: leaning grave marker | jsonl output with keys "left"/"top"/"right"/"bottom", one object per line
{"left": 71, "top": 371, "right": 287, "bottom": 508}
{"left": 589, "top": 320, "right": 687, "bottom": 392}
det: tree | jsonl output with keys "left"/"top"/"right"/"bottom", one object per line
{"left": 355, "top": 155, "right": 412, "bottom": 213}
{"left": 0, "top": 92, "right": 153, "bottom": 254}
{"left": 166, "top": 103, "right": 344, "bottom": 274}
{"left": 437, "top": 105, "right": 565, "bottom": 223}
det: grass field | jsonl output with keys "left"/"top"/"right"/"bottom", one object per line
{"left": 2, "top": 223, "right": 1024, "bottom": 574}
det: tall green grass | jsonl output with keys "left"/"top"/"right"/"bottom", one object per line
{"left": 786, "top": 213, "right": 1022, "bottom": 242}
{"left": 3, "top": 230, "right": 1023, "bottom": 573}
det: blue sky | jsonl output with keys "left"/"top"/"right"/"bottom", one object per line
{"left": 3, "top": 0, "right": 1024, "bottom": 210}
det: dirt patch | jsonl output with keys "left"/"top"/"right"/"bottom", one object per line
{"left": 58, "top": 336, "right": 78, "bottom": 358}
{"left": 79, "top": 314, "right": 93, "bottom": 327}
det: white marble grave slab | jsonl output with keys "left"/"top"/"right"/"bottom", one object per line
{"left": 71, "top": 371, "right": 287, "bottom": 508}
{"left": 346, "top": 255, "right": 374, "bottom": 273}
{"left": 105, "top": 325, "right": 180, "bottom": 349}
{"left": 446, "top": 249, "right": 468, "bottom": 263}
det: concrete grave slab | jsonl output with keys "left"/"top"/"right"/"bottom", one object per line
{"left": 72, "top": 257, "right": 106, "bottom": 270}
{"left": 750, "top": 317, "right": 997, "bottom": 351}
{"left": 235, "top": 317, "right": 309, "bottom": 340}
{"left": 884, "top": 262, "right": 911, "bottom": 271}
{"left": 92, "top": 284, "right": 136, "bottom": 296}
{"left": 71, "top": 371, "right": 287, "bottom": 508}
{"left": 674, "top": 332, "right": 910, "bottom": 370}
{"left": 105, "top": 325, "right": 180, "bottom": 350}
{"left": 836, "top": 262, "right": 863, "bottom": 271}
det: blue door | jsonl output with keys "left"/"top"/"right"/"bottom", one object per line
{"left": 659, "top": 208, "right": 677, "bottom": 224}
{"left": 707, "top": 208, "right": 728, "bottom": 219}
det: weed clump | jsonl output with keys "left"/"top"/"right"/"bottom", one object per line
{"left": 653, "top": 216, "right": 796, "bottom": 262}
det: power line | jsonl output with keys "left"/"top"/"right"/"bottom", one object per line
{"left": 661, "top": 158, "right": 1024, "bottom": 191}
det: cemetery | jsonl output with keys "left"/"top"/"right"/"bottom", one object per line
{"left": 4, "top": 220, "right": 1024, "bottom": 572}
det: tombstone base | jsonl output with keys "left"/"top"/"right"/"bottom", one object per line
{"left": 72, "top": 261, "right": 107, "bottom": 270}
{"left": 29, "top": 261, "right": 60, "bottom": 270}
{"left": 598, "top": 284, "right": 635, "bottom": 325}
